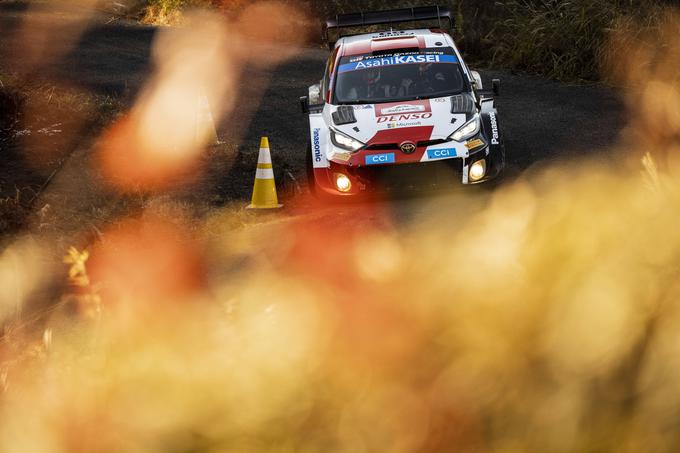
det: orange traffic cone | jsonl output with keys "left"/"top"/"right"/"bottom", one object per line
{"left": 247, "top": 137, "right": 282, "bottom": 209}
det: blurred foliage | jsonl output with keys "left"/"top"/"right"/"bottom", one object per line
{"left": 1, "top": 3, "right": 680, "bottom": 451}
{"left": 3, "top": 148, "right": 680, "bottom": 450}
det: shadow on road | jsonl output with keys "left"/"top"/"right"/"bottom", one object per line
{"left": 0, "top": 4, "right": 156, "bottom": 99}
{"left": 59, "top": 24, "right": 156, "bottom": 98}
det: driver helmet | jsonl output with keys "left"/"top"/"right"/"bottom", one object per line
{"left": 418, "top": 62, "right": 434, "bottom": 76}
{"left": 363, "top": 67, "right": 381, "bottom": 85}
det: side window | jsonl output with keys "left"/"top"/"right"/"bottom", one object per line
{"left": 322, "top": 48, "right": 339, "bottom": 102}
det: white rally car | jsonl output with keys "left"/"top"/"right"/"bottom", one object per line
{"left": 301, "top": 6, "right": 505, "bottom": 198}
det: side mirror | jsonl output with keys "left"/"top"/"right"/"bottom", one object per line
{"left": 301, "top": 84, "right": 324, "bottom": 114}
{"left": 471, "top": 71, "right": 483, "bottom": 90}
{"left": 300, "top": 96, "right": 309, "bottom": 114}
{"left": 308, "top": 83, "right": 322, "bottom": 105}
{"left": 492, "top": 79, "right": 501, "bottom": 97}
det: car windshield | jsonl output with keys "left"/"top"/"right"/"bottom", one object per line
{"left": 333, "top": 48, "right": 467, "bottom": 104}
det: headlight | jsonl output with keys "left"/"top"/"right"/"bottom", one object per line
{"left": 334, "top": 173, "right": 352, "bottom": 192}
{"left": 450, "top": 115, "right": 481, "bottom": 142}
{"left": 330, "top": 129, "right": 364, "bottom": 151}
{"left": 469, "top": 159, "right": 486, "bottom": 182}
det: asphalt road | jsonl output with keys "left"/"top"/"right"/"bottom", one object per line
{"left": 0, "top": 2, "right": 627, "bottom": 214}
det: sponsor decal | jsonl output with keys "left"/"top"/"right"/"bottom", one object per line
{"left": 332, "top": 151, "right": 352, "bottom": 162}
{"left": 353, "top": 104, "right": 374, "bottom": 110}
{"left": 365, "top": 153, "right": 395, "bottom": 165}
{"left": 380, "top": 104, "right": 426, "bottom": 115}
{"left": 339, "top": 54, "right": 458, "bottom": 73}
{"left": 427, "top": 148, "right": 457, "bottom": 160}
{"left": 489, "top": 112, "right": 500, "bottom": 145}
{"left": 377, "top": 100, "right": 431, "bottom": 117}
{"left": 377, "top": 113, "right": 432, "bottom": 123}
{"left": 400, "top": 142, "right": 417, "bottom": 154}
{"left": 374, "top": 30, "right": 412, "bottom": 38}
{"left": 312, "top": 128, "right": 322, "bottom": 162}
{"left": 465, "top": 138, "right": 485, "bottom": 149}
{"left": 387, "top": 121, "right": 422, "bottom": 129}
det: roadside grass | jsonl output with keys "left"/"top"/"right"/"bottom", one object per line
{"left": 482, "top": 0, "right": 671, "bottom": 82}
{"left": 138, "top": 0, "right": 238, "bottom": 24}
{"left": 0, "top": 73, "right": 23, "bottom": 141}
{"left": 0, "top": 72, "right": 123, "bottom": 143}
{"left": 0, "top": 189, "right": 32, "bottom": 237}
{"left": 2, "top": 142, "right": 680, "bottom": 451}
{"left": 0, "top": 72, "right": 124, "bottom": 237}
{"left": 330, "top": 0, "right": 674, "bottom": 82}
{"left": 131, "top": 0, "right": 673, "bottom": 82}
{"left": 139, "top": 0, "right": 204, "bottom": 24}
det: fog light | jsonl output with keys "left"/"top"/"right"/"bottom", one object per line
{"left": 335, "top": 173, "right": 352, "bottom": 193}
{"left": 469, "top": 159, "right": 486, "bottom": 182}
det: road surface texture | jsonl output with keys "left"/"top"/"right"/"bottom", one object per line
{"left": 0, "top": 1, "right": 627, "bottom": 232}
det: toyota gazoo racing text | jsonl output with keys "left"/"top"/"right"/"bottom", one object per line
{"left": 300, "top": 6, "right": 505, "bottom": 197}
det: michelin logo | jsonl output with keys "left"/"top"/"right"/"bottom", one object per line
{"left": 313, "top": 128, "right": 322, "bottom": 162}
{"left": 489, "top": 112, "right": 500, "bottom": 145}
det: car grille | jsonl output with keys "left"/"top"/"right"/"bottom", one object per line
{"left": 364, "top": 143, "right": 398, "bottom": 151}
{"left": 356, "top": 159, "right": 464, "bottom": 192}
{"left": 417, "top": 139, "right": 449, "bottom": 148}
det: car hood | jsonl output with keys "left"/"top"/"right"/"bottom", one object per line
{"left": 329, "top": 97, "right": 471, "bottom": 147}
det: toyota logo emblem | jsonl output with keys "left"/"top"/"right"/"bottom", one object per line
{"left": 400, "top": 142, "right": 416, "bottom": 154}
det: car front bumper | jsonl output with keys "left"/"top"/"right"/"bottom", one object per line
{"left": 311, "top": 146, "right": 504, "bottom": 197}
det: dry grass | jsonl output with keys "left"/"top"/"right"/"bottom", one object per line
{"left": 139, "top": 0, "right": 254, "bottom": 24}
{"left": 0, "top": 73, "right": 123, "bottom": 237}
{"left": 1, "top": 4, "right": 680, "bottom": 452}
{"left": 140, "top": 0, "right": 200, "bottom": 25}
{"left": 3, "top": 149, "right": 680, "bottom": 451}
{"left": 0, "top": 72, "right": 122, "bottom": 142}
{"left": 0, "top": 189, "right": 32, "bottom": 237}
{"left": 482, "top": 0, "right": 669, "bottom": 81}
{"left": 135, "top": 0, "right": 671, "bottom": 81}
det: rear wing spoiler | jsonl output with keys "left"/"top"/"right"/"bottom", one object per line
{"left": 323, "top": 6, "right": 454, "bottom": 47}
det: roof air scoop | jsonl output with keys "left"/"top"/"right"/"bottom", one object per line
{"left": 450, "top": 94, "right": 476, "bottom": 115}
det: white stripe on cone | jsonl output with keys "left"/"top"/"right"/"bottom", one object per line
{"left": 257, "top": 148, "right": 273, "bottom": 164}
{"left": 255, "top": 168, "right": 275, "bottom": 179}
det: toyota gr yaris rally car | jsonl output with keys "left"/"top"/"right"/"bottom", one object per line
{"left": 301, "top": 6, "right": 505, "bottom": 198}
